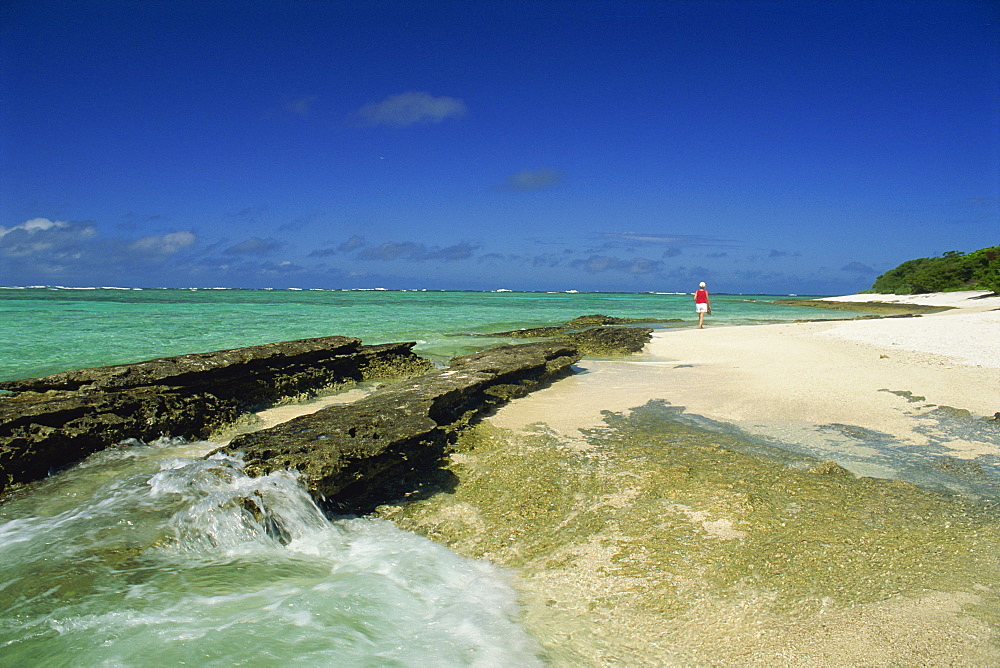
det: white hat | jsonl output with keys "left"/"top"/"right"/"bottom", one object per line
{"left": 699, "top": 282, "right": 706, "bottom": 288}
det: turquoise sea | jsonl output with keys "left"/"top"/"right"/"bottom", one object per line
{"left": 1, "top": 287, "right": 998, "bottom": 665}
{"left": 0, "top": 287, "right": 842, "bottom": 382}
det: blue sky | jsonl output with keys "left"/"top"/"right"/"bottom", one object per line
{"left": 1, "top": 0, "right": 997, "bottom": 294}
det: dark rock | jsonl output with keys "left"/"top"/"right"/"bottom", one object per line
{"left": 499, "top": 326, "right": 568, "bottom": 338}
{"left": 487, "top": 314, "right": 667, "bottom": 355}
{"left": 0, "top": 336, "right": 425, "bottom": 395}
{"left": 489, "top": 314, "right": 679, "bottom": 338}
{"left": 0, "top": 336, "right": 432, "bottom": 497}
{"left": 561, "top": 326, "right": 653, "bottom": 356}
{"left": 565, "top": 314, "right": 642, "bottom": 327}
{"left": 215, "top": 341, "right": 581, "bottom": 511}
{"left": 0, "top": 388, "right": 234, "bottom": 485}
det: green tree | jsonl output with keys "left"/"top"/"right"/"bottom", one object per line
{"left": 869, "top": 246, "right": 1000, "bottom": 294}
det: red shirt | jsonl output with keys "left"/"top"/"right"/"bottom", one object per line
{"left": 694, "top": 289, "right": 709, "bottom": 304}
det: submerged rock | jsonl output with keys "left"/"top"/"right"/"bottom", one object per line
{"left": 492, "top": 314, "right": 676, "bottom": 338}
{"left": 562, "top": 326, "right": 652, "bottom": 356}
{"left": 771, "top": 299, "right": 951, "bottom": 316}
{"left": 488, "top": 314, "right": 666, "bottom": 355}
{"left": 214, "top": 341, "right": 581, "bottom": 512}
{"left": 0, "top": 336, "right": 432, "bottom": 497}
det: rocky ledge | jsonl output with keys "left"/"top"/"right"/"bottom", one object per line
{"left": 489, "top": 315, "right": 667, "bottom": 355}
{"left": 1, "top": 316, "right": 644, "bottom": 509}
{"left": 0, "top": 336, "right": 431, "bottom": 496}
{"left": 212, "top": 341, "right": 580, "bottom": 512}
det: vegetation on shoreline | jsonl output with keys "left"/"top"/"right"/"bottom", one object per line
{"left": 867, "top": 245, "right": 1000, "bottom": 295}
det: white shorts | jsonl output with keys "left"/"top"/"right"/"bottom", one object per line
{"left": 695, "top": 303, "right": 709, "bottom": 313}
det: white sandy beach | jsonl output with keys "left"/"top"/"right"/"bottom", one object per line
{"left": 491, "top": 290, "right": 1000, "bottom": 466}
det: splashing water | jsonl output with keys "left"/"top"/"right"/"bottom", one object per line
{"left": 0, "top": 440, "right": 541, "bottom": 667}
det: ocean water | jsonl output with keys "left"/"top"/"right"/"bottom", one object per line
{"left": 0, "top": 439, "right": 543, "bottom": 666}
{"left": 0, "top": 287, "right": 841, "bottom": 381}
{"left": 2, "top": 287, "right": 998, "bottom": 664}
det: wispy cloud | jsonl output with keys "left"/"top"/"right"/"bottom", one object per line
{"left": 224, "top": 237, "right": 284, "bottom": 256}
{"left": 754, "top": 249, "right": 801, "bottom": 260}
{"left": 1, "top": 217, "right": 66, "bottom": 239}
{"left": 257, "top": 260, "right": 306, "bottom": 275}
{"left": 0, "top": 218, "right": 96, "bottom": 257}
{"left": 505, "top": 169, "right": 563, "bottom": 191}
{"left": 432, "top": 241, "right": 480, "bottom": 261}
{"left": 233, "top": 205, "right": 269, "bottom": 219}
{"left": 353, "top": 91, "right": 467, "bottom": 127}
{"left": 570, "top": 254, "right": 663, "bottom": 275}
{"left": 358, "top": 241, "right": 424, "bottom": 261}
{"left": 129, "top": 231, "right": 196, "bottom": 255}
{"left": 357, "top": 240, "right": 480, "bottom": 262}
{"left": 841, "top": 261, "right": 876, "bottom": 273}
{"left": 339, "top": 235, "right": 367, "bottom": 252}
{"left": 601, "top": 232, "right": 737, "bottom": 248}
{"left": 0, "top": 218, "right": 206, "bottom": 284}
{"left": 307, "top": 248, "right": 338, "bottom": 258}
{"left": 283, "top": 95, "right": 318, "bottom": 117}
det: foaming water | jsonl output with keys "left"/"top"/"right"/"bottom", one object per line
{"left": 0, "top": 440, "right": 541, "bottom": 666}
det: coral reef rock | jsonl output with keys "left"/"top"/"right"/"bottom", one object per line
{"left": 214, "top": 341, "right": 581, "bottom": 512}
{"left": 0, "top": 336, "right": 431, "bottom": 497}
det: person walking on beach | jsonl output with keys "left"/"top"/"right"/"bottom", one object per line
{"left": 694, "top": 281, "right": 711, "bottom": 328}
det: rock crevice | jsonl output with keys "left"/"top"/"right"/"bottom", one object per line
{"left": 0, "top": 336, "right": 432, "bottom": 496}
{"left": 215, "top": 341, "right": 581, "bottom": 511}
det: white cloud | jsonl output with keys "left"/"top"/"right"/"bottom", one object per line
{"left": 354, "top": 92, "right": 467, "bottom": 127}
{"left": 0, "top": 218, "right": 96, "bottom": 257}
{"left": 130, "top": 231, "right": 196, "bottom": 254}
{"left": 0, "top": 217, "right": 68, "bottom": 239}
